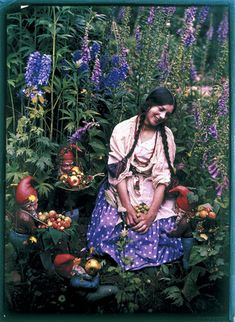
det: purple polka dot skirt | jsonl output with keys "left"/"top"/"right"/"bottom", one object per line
{"left": 87, "top": 184, "right": 183, "bottom": 271}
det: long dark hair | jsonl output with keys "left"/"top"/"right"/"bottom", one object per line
{"left": 126, "top": 87, "right": 177, "bottom": 179}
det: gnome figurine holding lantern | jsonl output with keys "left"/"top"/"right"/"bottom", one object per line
{"left": 8, "top": 176, "right": 39, "bottom": 259}
{"left": 54, "top": 254, "right": 118, "bottom": 302}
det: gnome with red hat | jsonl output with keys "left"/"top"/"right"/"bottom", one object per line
{"left": 166, "top": 185, "right": 196, "bottom": 271}
{"left": 9, "top": 176, "right": 39, "bottom": 258}
{"left": 54, "top": 253, "right": 118, "bottom": 302}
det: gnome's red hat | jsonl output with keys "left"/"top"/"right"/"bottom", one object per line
{"left": 54, "top": 254, "right": 75, "bottom": 278}
{"left": 15, "top": 176, "right": 38, "bottom": 205}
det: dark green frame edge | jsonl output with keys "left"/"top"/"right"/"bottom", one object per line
{"left": 0, "top": 0, "right": 234, "bottom": 321}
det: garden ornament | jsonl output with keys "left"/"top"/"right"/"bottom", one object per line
{"left": 59, "top": 144, "right": 82, "bottom": 175}
{"left": 15, "top": 175, "right": 38, "bottom": 206}
{"left": 168, "top": 185, "right": 193, "bottom": 211}
{"left": 8, "top": 176, "right": 39, "bottom": 262}
{"left": 54, "top": 254, "right": 118, "bottom": 302}
{"left": 168, "top": 185, "right": 196, "bottom": 271}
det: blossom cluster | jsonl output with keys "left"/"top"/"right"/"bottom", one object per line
{"left": 147, "top": 7, "right": 155, "bottom": 25}
{"left": 160, "top": 7, "right": 176, "bottom": 15}
{"left": 197, "top": 6, "right": 209, "bottom": 24}
{"left": 182, "top": 7, "right": 197, "bottom": 47}
{"left": 217, "top": 14, "right": 228, "bottom": 44}
{"left": 218, "top": 82, "right": 229, "bottom": 116}
{"left": 25, "top": 51, "right": 51, "bottom": 88}
{"left": 69, "top": 121, "right": 99, "bottom": 143}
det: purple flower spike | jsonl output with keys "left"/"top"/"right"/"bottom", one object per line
{"left": 190, "top": 60, "right": 198, "bottom": 81}
{"left": 147, "top": 7, "right": 155, "bottom": 25}
{"left": 182, "top": 7, "right": 197, "bottom": 47}
{"left": 81, "top": 30, "right": 91, "bottom": 66}
{"left": 38, "top": 54, "right": 52, "bottom": 86}
{"left": 117, "top": 7, "right": 125, "bottom": 22}
{"left": 69, "top": 121, "right": 99, "bottom": 143}
{"left": 25, "top": 51, "right": 51, "bottom": 88}
{"left": 217, "top": 14, "right": 228, "bottom": 44}
{"left": 135, "top": 25, "right": 142, "bottom": 51}
{"left": 206, "top": 26, "right": 214, "bottom": 41}
{"left": 198, "top": 6, "right": 209, "bottom": 24}
{"left": 90, "top": 42, "right": 101, "bottom": 60}
{"left": 218, "top": 81, "right": 229, "bottom": 116}
{"left": 208, "top": 124, "right": 218, "bottom": 139}
{"left": 91, "top": 56, "right": 102, "bottom": 90}
{"left": 184, "top": 7, "right": 197, "bottom": 25}
{"left": 182, "top": 26, "right": 196, "bottom": 47}
{"left": 216, "top": 183, "right": 223, "bottom": 197}
{"left": 158, "top": 46, "right": 169, "bottom": 82}
{"left": 160, "top": 7, "right": 176, "bottom": 15}
{"left": 208, "top": 160, "right": 220, "bottom": 179}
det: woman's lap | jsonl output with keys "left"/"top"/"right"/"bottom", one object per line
{"left": 87, "top": 184, "right": 183, "bottom": 271}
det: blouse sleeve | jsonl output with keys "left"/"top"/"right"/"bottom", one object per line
{"left": 152, "top": 127, "right": 176, "bottom": 188}
{"left": 107, "top": 121, "right": 133, "bottom": 186}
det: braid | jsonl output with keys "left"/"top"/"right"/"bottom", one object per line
{"left": 125, "top": 113, "right": 145, "bottom": 160}
{"left": 159, "top": 124, "right": 175, "bottom": 179}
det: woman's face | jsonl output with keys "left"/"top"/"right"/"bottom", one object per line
{"left": 144, "top": 104, "right": 174, "bottom": 128}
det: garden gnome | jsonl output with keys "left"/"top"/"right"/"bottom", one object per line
{"left": 54, "top": 254, "right": 118, "bottom": 302}
{"left": 167, "top": 185, "right": 195, "bottom": 271}
{"left": 9, "top": 176, "right": 39, "bottom": 258}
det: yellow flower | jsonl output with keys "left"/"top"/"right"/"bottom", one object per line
{"left": 199, "top": 233, "right": 208, "bottom": 241}
{"left": 28, "top": 194, "right": 37, "bottom": 202}
{"left": 80, "top": 89, "right": 87, "bottom": 94}
{"left": 29, "top": 236, "right": 37, "bottom": 243}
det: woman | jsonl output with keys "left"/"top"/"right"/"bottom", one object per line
{"left": 87, "top": 87, "right": 183, "bottom": 271}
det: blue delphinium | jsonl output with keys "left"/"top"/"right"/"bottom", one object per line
{"left": 197, "top": 6, "right": 209, "bottom": 24}
{"left": 160, "top": 7, "right": 176, "bottom": 15}
{"left": 111, "top": 55, "right": 120, "bottom": 67}
{"left": 90, "top": 42, "right": 101, "bottom": 60}
{"left": 25, "top": 51, "right": 51, "bottom": 89}
{"left": 117, "top": 7, "right": 125, "bottom": 23}
{"left": 25, "top": 51, "right": 43, "bottom": 87}
{"left": 217, "top": 14, "right": 228, "bottom": 44}
{"left": 182, "top": 7, "right": 197, "bottom": 47}
{"left": 73, "top": 50, "right": 82, "bottom": 62}
{"left": 38, "top": 54, "right": 52, "bottom": 86}
{"left": 185, "top": 6, "right": 197, "bottom": 25}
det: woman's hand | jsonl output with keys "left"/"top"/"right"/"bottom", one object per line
{"left": 132, "top": 211, "right": 156, "bottom": 234}
{"left": 125, "top": 206, "right": 140, "bottom": 227}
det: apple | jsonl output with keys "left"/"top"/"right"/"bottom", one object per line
{"left": 67, "top": 175, "right": 81, "bottom": 187}
{"left": 208, "top": 211, "right": 217, "bottom": 219}
{"left": 199, "top": 210, "right": 208, "bottom": 219}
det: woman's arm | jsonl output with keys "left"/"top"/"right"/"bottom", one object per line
{"left": 132, "top": 184, "right": 166, "bottom": 234}
{"left": 116, "top": 180, "right": 140, "bottom": 227}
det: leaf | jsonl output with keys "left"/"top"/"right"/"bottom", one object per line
{"left": 162, "top": 286, "right": 184, "bottom": 307}
{"left": 189, "top": 245, "right": 208, "bottom": 266}
{"left": 48, "top": 227, "right": 64, "bottom": 245}
{"left": 89, "top": 140, "right": 106, "bottom": 153}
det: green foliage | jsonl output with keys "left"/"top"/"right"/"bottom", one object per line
{"left": 5, "top": 4, "right": 229, "bottom": 313}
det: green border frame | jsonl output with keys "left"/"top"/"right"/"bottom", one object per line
{"left": 0, "top": 0, "right": 234, "bottom": 321}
